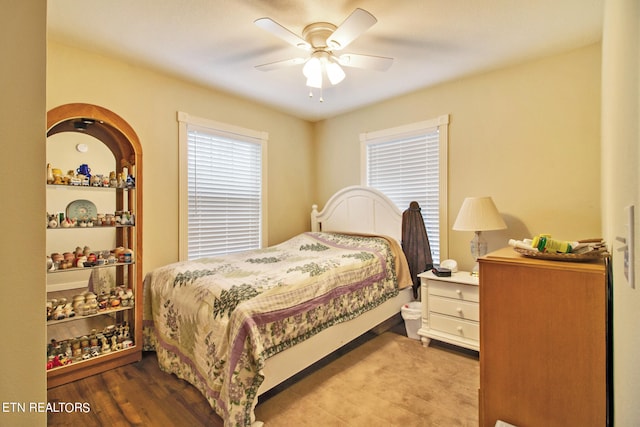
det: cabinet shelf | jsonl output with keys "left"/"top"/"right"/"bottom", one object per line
{"left": 47, "top": 261, "right": 135, "bottom": 274}
{"left": 47, "top": 345, "right": 137, "bottom": 373}
{"left": 47, "top": 305, "right": 134, "bottom": 325}
{"left": 47, "top": 184, "right": 135, "bottom": 191}
{"left": 47, "top": 224, "right": 135, "bottom": 230}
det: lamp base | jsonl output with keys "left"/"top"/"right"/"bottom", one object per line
{"left": 470, "top": 264, "right": 479, "bottom": 277}
{"left": 469, "top": 231, "right": 487, "bottom": 277}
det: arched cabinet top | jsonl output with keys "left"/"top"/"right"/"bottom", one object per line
{"left": 47, "top": 103, "right": 142, "bottom": 172}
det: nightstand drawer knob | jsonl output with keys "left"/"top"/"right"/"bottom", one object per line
{"left": 457, "top": 326, "right": 463, "bottom": 332}
{"left": 457, "top": 307, "right": 463, "bottom": 314}
{"left": 456, "top": 289, "right": 462, "bottom": 295}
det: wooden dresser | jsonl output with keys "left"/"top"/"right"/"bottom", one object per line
{"left": 478, "top": 247, "right": 611, "bottom": 427}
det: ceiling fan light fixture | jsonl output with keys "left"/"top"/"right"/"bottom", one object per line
{"left": 302, "top": 55, "right": 321, "bottom": 78}
{"left": 326, "top": 60, "right": 345, "bottom": 85}
{"left": 303, "top": 55, "right": 323, "bottom": 88}
{"left": 306, "top": 74, "right": 322, "bottom": 88}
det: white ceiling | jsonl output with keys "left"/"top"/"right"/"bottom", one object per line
{"left": 47, "top": 0, "right": 604, "bottom": 122}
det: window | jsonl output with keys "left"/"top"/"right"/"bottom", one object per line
{"left": 360, "top": 115, "right": 449, "bottom": 263}
{"left": 178, "top": 112, "right": 268, "bottom": 260}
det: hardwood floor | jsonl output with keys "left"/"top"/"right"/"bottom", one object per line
{"left": 48, "top": 327, "right": 479, "bottom": 426}
{"left": 47, "top": 350, "right": 222, "bottom": 427}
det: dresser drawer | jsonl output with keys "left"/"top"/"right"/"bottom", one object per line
{"left": 427, "top": 280, "right": 479, "bottom": 302}
{"left": 429, "top": 296, "right": 479, "bottom": 321}
{"left": 429, "top": 313, "right": 479, "bottom": 341}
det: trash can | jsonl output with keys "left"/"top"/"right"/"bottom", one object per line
{"left": 401, "top": 301, "right": 422, "bottom": 340}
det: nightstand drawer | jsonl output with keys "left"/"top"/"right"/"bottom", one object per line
{"left": 429, "top": 314, "right": 479, "bottom": 341}
{"left": 427, "top": 280, "right": 479, "bottom": 302}
{"left": 429, "top": 296, "right": 479, "bottom": 321}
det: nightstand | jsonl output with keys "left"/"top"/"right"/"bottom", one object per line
{"left": 417, "top": 270, "right": 479, "bottom": 351}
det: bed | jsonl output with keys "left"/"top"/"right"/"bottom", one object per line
{"left": 142, "top": 186, "right": 414, "bottom": 426}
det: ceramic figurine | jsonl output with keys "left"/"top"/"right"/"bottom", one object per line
{"left": 47, "top": 163, "right": 54, "bottom": 184}
{"left": 71, "top": 340, "right": 82, "bottom": 357}
{"left": 72, "top": 294, "right": 85, "bottom": 311}
{"left": 90, "top": 329, "right": 98, "bottom": 347}
{"left": 52, "top": 306, "right": 65, "bottom": 320}
{"left": 76, "top": 163, "right": 91, "bottom": 178}
{"left": 52, "top": 168, "right": 64, "bottom": 185}
{"left": 63, "top": 303, "right": 75, "bottom": 318}
{"left": 64, "top": 343, "right": 72, "bottom": 358}
{"left": 110, "top": 335, "right": 119, "bottom": 351}
{"left": 76, "top": 256, "right": 87, "bottom": 268}
{"left": 47, "top": 214, "right": 58, "bottom": 228}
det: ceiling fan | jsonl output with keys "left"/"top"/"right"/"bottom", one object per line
{"left": 254, "top": 8, "right": 393, "bottom": 99}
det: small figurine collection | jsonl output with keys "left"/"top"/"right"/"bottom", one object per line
{"left": 46, "top": 322, "right": 133, "bottom": 370}
{"left": 47, "top": 245, "right": 134, "bottom": 271}
{"left": 47, "top": 210, "right": 134, "bottom": 229}
{"left": 47, "top": 285, "right": 134, "bottom": 321}
{"left": 46, "top": 162, "right": 138, "bottom": 370}
{"left": 47, "top": 162, "right": 135, "bottom": 188}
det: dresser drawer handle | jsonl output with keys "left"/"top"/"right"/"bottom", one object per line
{"left": 456, "top": 289, "right": 462, "bottom": 295}
{"left": 457, "top": 326, "right": 463, "bottom": 333}
{"left": 456, "top": 307, "right": 463, "bottom": 314}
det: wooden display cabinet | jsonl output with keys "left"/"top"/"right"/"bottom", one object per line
{"left": 46, "top": 103, "right": 143, "bottom": 388}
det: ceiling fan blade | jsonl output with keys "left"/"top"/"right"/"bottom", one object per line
{"left": 338, "top": 53, "right": 393, "bottom": 71}
{"left": 255, "top": 57, "right": 306, "bottom": 71}
{"left": 326, "top": 8, "right": 377, "bottom": 50}
{"left": 254, "top": 18, "right": 310, "bottom": 50}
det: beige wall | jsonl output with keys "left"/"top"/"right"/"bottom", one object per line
{"left": 0, "top": 1, "right": 47, "bottom": 425}
{"left": 47, "top": 42, "right": 316, "bottom": 273}
{"left": 315, "top": 44, "right": 602, "bottom": 271}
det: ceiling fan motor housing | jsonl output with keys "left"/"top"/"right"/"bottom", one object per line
{"left": 302, "top": 22, "right": 338, "bottom": 51}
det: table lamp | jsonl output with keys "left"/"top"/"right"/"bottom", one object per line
{"left": 453, "top": 196, "right": 507, "bottom": 276}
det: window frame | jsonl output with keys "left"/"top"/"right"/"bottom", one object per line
{"left": 177, "top": 111, "right": 268, "bottom": 261}
{"left": 360, "top": 114, "right": 449, "bottom": 262}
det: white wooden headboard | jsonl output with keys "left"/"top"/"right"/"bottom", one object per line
{"left": 311, "top": 186, "right": 403, "bottom": 242}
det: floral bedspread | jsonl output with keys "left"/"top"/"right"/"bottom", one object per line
{"left": 143, "top": 232, "right": 410, "bottom": 427}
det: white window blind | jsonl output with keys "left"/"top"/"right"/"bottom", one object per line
{"left": 361, "top": 115, "right": 449, "bottom": 263}
{"left": 178, "top": 112, "right": 267, "bottom": 260}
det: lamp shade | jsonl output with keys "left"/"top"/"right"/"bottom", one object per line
{"left": 452, "top": 197, "right": 507, "bottom": 231}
